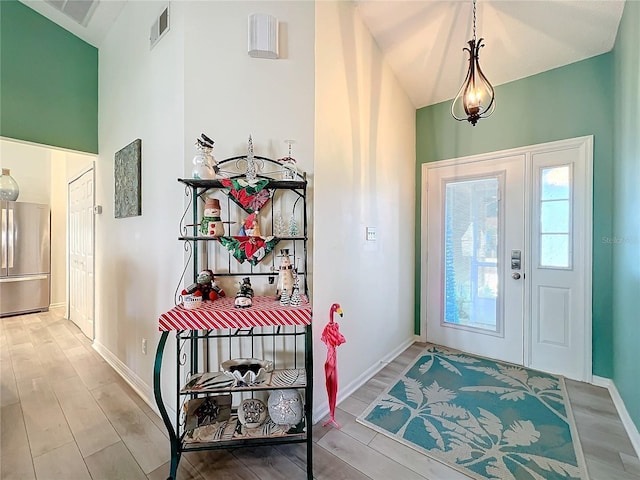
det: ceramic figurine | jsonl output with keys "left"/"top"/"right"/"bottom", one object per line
{"left": 276, "top": 249, "right": 295, "bottom": 300}
{"left": 279, "top": 288, "right": 291, "bottom": 306}
{"left": 273, "top": 213, "right": 286, "bottom": 237}
{"left": 192, "top": 134, "right": 218, "bottom": 180}
{"left": 288, "top": 214, "right": 298, "bottom": 236}
{"left": 278, "top": 140, "right": 298, "bottom": 180}
{"left": 234, "top": 277, "right": 254, "bottom": 308}
{"left": 289, "top": 274, "right": 301, "bottom": 307}
{"left": 200, "top": 198, "right": 224, "bottom": 236}
{"left": 238, "top": 211, "right": 261, "bottom": 237}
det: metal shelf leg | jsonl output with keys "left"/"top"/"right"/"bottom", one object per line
{"left": 154, "top": 331, "right": 181, "bottom": 480}
{"left": 305, "top": 324, "right": 314, "bottom": 480}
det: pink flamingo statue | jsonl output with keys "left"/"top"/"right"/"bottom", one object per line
{"left": 322, "top": 303, "right": 345, "bottom": 428}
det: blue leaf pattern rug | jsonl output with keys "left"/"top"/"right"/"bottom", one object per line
{"left": 357, "top": 345, "right": 588, "bottom": 480}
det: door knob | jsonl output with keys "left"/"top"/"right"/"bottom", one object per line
{"left": 512, "top": 272, "right": 521, "bottom": 280}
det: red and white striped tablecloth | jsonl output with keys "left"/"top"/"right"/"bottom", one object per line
{"left": 158, "top": 295, "right": 312, "bottom": 331}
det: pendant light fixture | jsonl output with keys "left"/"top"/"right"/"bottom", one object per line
{"left": 451, "top": 0, "right": 495, "bottom": 126}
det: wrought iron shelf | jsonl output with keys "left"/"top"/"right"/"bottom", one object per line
{"left": 180, "top": 421, "right": 307, "bottom": 451}
{"left": 178, "top": 177, "right": 306, "bottom": 190}
{"left": 155, "top": 154, "right": 312, "bottom": 480}
{"left": 178, "top": 235, "right": 306, "bottom": 242}
{"left": 177, "top": 324, "right": 308, "bottom": 340}
{"left": 180, "top": 368, "right": 307, "bottom": 395}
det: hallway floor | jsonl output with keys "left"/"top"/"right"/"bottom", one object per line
{"left": 1, "top": 309, "right": 639, "bottom": 479}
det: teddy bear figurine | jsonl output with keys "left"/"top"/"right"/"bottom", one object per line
{"left": 195, "top": 269, "right": 226, "bottom": 301}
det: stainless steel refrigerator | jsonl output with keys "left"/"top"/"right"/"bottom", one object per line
{"left": 1, "top": 201, "right": 51, "bottom": 316}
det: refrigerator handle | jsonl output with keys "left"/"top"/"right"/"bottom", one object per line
{"left": 1, "top": 207, "right": 6, "bottom": 269}
{"left": 8, "top": 208, "right": 14, "bottom": 269}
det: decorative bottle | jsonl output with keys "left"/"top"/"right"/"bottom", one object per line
{"left": 0, "top": 169, "right": 19, "bottom": 201}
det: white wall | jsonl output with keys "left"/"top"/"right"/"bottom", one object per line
{"left": 49, "top": 151, "right": 67, "bottom": 307}
{"left": 96, "top": 0, "right": 415, "bottom": 424}
{"left": 183, "top": 2, "right": 314, "bottom": 168}
{"left": 95, "top": 0, "right": 315, "bottom": 412}
{"left": 97, "top": 1, "right": 185, "bottom": 401}
{"left": 0, "top": 138, "right": 94, "bottom": 307}
{"left": 0, "top": 139, "right": 52, "bottom": 204}
{"left": 182, "top": 0, "right": 315, "bottom": 293}
{"left": 313, "top": 1, "right": 416, "bottom": 419}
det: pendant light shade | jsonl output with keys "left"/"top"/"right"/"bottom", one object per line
{"left": 451, "top": 0, "right": 495, "bottom": 126}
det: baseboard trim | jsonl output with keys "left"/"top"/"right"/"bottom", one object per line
{"left": 49, "top": 302, "right": 66, "bottom": 309}
{"left": 592, "top": 375, "right": 640, "bottom": 457}
{"left": 312, "top": 336, "right": 415, "bottom": 423}
{"left": 92, "top": 340, "right": 176, "bottom": 422}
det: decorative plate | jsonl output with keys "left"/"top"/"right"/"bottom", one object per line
{"left": 237, "top": 398, "right": 267, "bottom": 428}
{"left": 268, "top": 389, "right": 303, "bottom": 426}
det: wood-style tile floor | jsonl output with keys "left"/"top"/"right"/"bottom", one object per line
{"left": 1, "top": 309, "right": 639, "bottom": 479}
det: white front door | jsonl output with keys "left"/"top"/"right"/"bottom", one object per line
{"left": 528, "top": 143, "right": 591, "bottom": 380}
{"left": 424, "top": 154, "right": 526, "bottom": 365}
{"left": 68, "top": 168, "right": 95, "bottom": 339}
{"left": 421, "top": 137, "right": 592, "bottom": 381}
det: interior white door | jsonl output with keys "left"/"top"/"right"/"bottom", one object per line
{"left": 424, "top": 154, "right": 526, "bottom": 365}
{"left": 422, "top": 137, "right": 592, "bottom": 381}
{"left": 68, "top": 169, "right": 94, "bottom": 339}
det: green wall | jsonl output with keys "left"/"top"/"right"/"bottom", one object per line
{"left": 612, "top": 0, "right": 640, "bottom": 429}
{"left": 0, "top": 0, "right": 98, "bottom": 153}
{"left": 415, "top": 54, "right": 614, "bottom": 377}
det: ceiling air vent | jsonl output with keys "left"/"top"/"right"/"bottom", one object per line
{"left": 44, "top": 0, "right": 99, "bottom": 27}
{"left": 150, "top": 5, "right": 170, "bottom": 50}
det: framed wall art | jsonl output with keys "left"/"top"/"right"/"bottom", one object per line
{"left": 114, "top": 138, "right": 142, "bottom": 218}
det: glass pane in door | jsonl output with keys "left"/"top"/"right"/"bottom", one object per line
{"left": 539, "top": 165, "right": 571, "bottom": 268}
{"left": 444, "top": 178, "right": 499, "bottom": 331}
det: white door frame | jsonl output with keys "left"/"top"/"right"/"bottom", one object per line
{"left": 66, "top": 165, "right": 96, "bottom": 339}
{"left": 420, "top": 136, "right": 593, "bottom": 381}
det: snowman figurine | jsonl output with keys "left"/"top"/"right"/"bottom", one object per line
{"left": 200, "top": 198, "right": 224, "bottom": 236}
{"left": 192, "top": 134, "right": 218, "bottom": 180}
{"left": 234, "top": 277, "right": 254, "bottom": 308}
{"left": 275, "top": 249, "right": 295, "bottom": 300}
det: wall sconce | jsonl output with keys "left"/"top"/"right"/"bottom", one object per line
{"left": 451, "top": 0, "right": 495, "bottom": 126}
{"left": 248, "top": 13, "right": 279, "bottom": 59}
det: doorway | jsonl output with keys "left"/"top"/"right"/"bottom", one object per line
{"left": 68, "top": 167, "right": 95, "bottom": 339}
{"left": 421, "top": 136, "right": 592, "bottom": 381}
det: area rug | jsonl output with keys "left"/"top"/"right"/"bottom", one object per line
{"left": 357, "top": 345, "right": 588, "bottom": 480}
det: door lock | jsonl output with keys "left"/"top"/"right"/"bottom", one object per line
{"left": 511, "top": 250, "right": 522, "bottom": 270}
{"left": 512, "top": 272, "right": 521, "bottom": 280}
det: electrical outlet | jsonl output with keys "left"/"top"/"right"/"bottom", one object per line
{"left": 141, "top": 338, "right": 147, "bottom": 355}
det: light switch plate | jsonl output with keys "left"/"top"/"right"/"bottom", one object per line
{"left": 366, "top": 227, "right": 376, "bottom": 241}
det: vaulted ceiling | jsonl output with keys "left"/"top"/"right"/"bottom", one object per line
{"left": 356, "top": 0, "right": 625, "bottom": 107}
{"left": 21, "top": 0, "right": 626, "bottom": 109}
